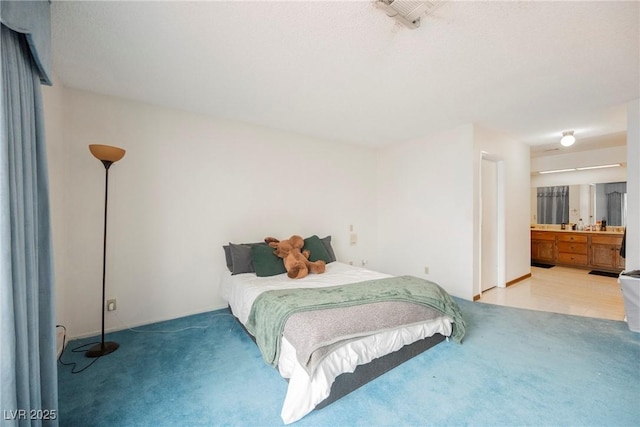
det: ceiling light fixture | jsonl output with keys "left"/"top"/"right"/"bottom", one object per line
{"left": 560, "top": 130, "right": 576, "bottom": 147}
{"left": 538, "top": 163, "right": 622, "bottom": 174}
{"left": 575, "top": 163, "right": 622, "bottom": 171}
{"left": 375, "top": 0, "right": 445, "bottom": 29}
{"left": 538, "top": 168, "right": 576, "bottom": 175}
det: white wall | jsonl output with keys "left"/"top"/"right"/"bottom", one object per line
{"left": 375, "top": 125, "right": 475, "bottom": 300}
{"left": 530, "top": 146, "right": 627, "bottom": 188}
{"left": 44, "top": 87, "right": 378, "bottom": 338}
{"left": 375, "top": 124, "right": 531, "bottom": 300}
{"left": 472, "top": 125, "right": 531, "bottom": 294}
{"left": 42, "top": 85, "right": 535, "bottom": 336}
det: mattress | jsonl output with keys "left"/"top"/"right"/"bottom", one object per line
{"left": 221, "top": 262, "right": 453, "bottom": 424}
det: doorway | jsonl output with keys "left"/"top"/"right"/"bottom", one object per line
{"left": 479, "top": 154, "right": 506, "bottom": 295}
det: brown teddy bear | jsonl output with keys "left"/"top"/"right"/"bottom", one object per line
{"left": 265, "top": 235, "right": 326, "bottom": 279}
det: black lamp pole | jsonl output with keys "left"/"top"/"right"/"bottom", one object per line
{"left": 87, "top": 145, "right": 125, "bottom": 358}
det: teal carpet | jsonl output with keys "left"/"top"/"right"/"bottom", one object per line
{"left": 58, "top": 299, "right": 640, "bottom": 426}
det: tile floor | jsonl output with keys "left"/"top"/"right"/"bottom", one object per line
{"left": 478, "top": 266, "right": 625, "bottom": 321}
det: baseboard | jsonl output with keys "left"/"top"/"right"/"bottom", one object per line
{"left": 506, "top": 273, "right": 531, "bottom": 287}
{"left": 473, "top": 273, "right": 532, "bottom": 300}
{"left": 61, "top": 304, "right": 229, "bottom": 341}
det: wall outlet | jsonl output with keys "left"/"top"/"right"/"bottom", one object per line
{"left": 424, "top": 267, "right": 429, "bottom": 274}
{"left": 107, "top": 299, "right": 117, "bottom": 311}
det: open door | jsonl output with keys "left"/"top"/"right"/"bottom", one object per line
{"left": 480, "top": 153, "right": 506, "bottom": 295}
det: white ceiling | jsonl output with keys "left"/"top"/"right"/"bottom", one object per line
{"left": 50, "top": 1, "right": 640, "bottom": 148}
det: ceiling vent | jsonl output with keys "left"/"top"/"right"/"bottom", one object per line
{"left": 375, "top": 0, "right": 445, "bottom": 29}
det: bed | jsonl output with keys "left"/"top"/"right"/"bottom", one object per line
{"left": 221, "top": 239, "right": 465, "bottom": 424}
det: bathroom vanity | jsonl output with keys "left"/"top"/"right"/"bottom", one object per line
{"left": 531, "top": 229, "right": 625, "bottom": 272}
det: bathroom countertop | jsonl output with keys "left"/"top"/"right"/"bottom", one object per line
{"left": 530, "top": 227, "right": 624, "bottom": 235}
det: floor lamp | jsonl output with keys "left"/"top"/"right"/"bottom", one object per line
{"left": 86, "top": 144, "right": 126, "bottom": 358}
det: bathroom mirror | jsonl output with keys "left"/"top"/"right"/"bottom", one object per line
{"left": 531, "top": 181, "right": 627, "bottom": 226}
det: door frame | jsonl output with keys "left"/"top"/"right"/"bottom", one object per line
{"left": 479, "top": 152, "right": 506, "bottom": 296}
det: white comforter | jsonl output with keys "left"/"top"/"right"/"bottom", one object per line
{"left": 220, "top": 262, "right": 452, "bottom": 424}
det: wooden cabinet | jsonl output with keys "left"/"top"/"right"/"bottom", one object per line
{"left": 590, "top": 235, "right": 624, "bottom": 271}
{"left": 618, "top": 248, "right": 626, "bottom": 270}
{"left": 556, "top": 234, "right": 588, "bottom": 266}
{"left": 531, "top": 231, "right": 556, "bottom": 263}
{"left": 530, "top": 230, "right": 624, "bottom": 272}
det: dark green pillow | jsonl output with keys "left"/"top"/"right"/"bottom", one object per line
{"left": 303, "top": 235, "right": 332, "bottom": 263}
{"left": 251, "top": 244, "right": 286, "bottom": 277}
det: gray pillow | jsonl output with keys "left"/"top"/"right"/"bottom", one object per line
{"left": 321, "top": 235, "right": 336, "bottom": 263}
{"left": 229, "top": 243, "right": 253, "bottom": 275}
{"left": 227, "top": 242, "right": 267, "bottom": 274}
{"left": 223, "top": 245, "right": 233, "bottom": 271}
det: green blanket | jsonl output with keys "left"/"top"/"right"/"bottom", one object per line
{"left": 245, "top": 275, "right": 466, "bottom": 367}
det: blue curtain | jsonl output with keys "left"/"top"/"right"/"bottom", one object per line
{"left": 537, "top": 186, "right": 569, "bottom": 224}
{"left": 605, "top": 182, "right": 627, "bottom": 227}
{"left": 0, "top": 0, "right": 52, "bottom": 86}
{"left": 0, "top": 20, "right": 58, "bottom": 427}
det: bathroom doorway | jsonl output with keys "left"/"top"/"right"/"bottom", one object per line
{"left": 480, "top": 153, "right": 506, "bottom": 294}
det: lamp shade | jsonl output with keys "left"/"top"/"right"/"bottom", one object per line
{"left": 89, "top": 144, "right": 126, "bottom": 162}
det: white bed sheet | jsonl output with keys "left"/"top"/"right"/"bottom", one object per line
{"left": 221, "top": 262, "right": 392, "bottom": 325}
{"left": 220, "top": 262, "right": 452, "bottom": 424}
